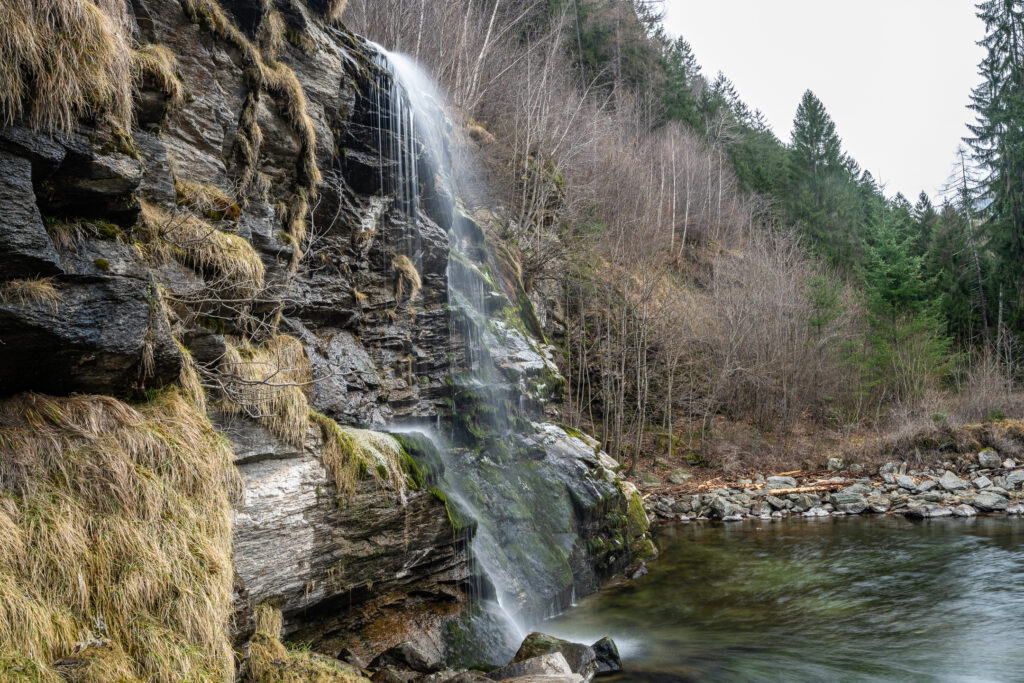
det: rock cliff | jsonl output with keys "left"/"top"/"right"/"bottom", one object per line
{"left": 0, "top": 0, "right": 650, "bottom": 674}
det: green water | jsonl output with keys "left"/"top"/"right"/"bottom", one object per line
{"left": 546, "top": 517, "right": 1024, "bottom": 682}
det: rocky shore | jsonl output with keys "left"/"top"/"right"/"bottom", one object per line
{"left": 639, "top": 447, "right": 1024, "bottom": 523}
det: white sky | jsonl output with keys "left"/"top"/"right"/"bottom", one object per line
{"left": 662, "top": 0, "right": 987, "bottom": 202}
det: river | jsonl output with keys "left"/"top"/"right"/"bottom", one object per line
{"left": 546, "top": 517, "right": 1024, "bottom": 682}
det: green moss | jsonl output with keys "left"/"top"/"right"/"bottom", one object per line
{"left": 93, "top": 257, "right": 111, "bottom": 271}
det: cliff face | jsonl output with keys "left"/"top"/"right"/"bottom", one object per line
{"left": 0, "top": 0, "right": 649, "bottom": 671}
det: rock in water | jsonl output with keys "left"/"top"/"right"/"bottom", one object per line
{"left": 978, "top": 448, "right": 1002, "bottom": 469}
{"left": 952, "top": 504, "right": 978, "bottom": 517}
{"left": 591, "top": 637, "right": 622, "bottom": 675}
{"left": 511, "top": 633, "right": 597, "bottom": 681}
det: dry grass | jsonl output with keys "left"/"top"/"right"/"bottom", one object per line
{"left": 260, "top": 60, "right": 322, "bottom": 193}
{"left": 0, "top": 389, "right": 239, "bottom": 681}
{"left": 218, "top": 335, "right": 311, "bottom": 447}
{"left": 325, "top": 0, "right": 349, "bottom": 23}
{"left": 0, "top": 278, "right": 60, "bottom": 311}
{"left": 308, "top": 411, "right": 408, "bottom": 503}
{"left": 259, "top": 10, "right": 286, "bottom": 61}
{"left": 247, "top": 604, "right": 367, "bottom": 683}
{"left": 391, "top": 255, "right": 422, "bottom": 301}
{"left": 139, "top": 200, "right": 265, "bottom": 300}
{"left": 175, "top": 179, "right": 241, "bottom": 222}
{"left": 0, "top": 0, "right": 134, "bottom": 133}
{"left": 133, "top": 43, "right": 184, "bottom": 109}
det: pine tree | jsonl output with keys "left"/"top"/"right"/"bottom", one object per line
{"left": 787, "top": 90, "right": 861, "bottom": 264}
{"left": 967, "top": 0, "right": 1024, "bottom": 330}
{"left": 661, "top": 36, "right": 701, "bottom": 128}
{"left": 859, "top": 203, "right": 950, "bottom": 401}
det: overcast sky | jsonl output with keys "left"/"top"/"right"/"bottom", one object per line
{"left": 662, "top": 1, "right": 987, "bottom": 202}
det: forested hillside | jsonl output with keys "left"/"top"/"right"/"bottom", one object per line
{"left": 347, "top": 0, "right": 1024, "bottom": 471}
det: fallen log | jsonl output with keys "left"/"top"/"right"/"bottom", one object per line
{"left": 763, "top": 483, "right": 847, "bottom": 495}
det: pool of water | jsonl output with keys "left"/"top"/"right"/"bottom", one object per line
{"left": 545, "top": 517, "right": 1024, "bottom": 682}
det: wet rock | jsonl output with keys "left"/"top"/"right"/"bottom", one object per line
{"left": 979, "top": 448, "right": 1001, "bottom": 469}
{"left": 488, "top": 652, "right": 581, "bottom": 682}
{"left": 969, "top": 492, "right": 1009, "bottom": 512}
{"left": 952, "top": 504, "right": 978, "bottom": 517}
{"left": 591, "top": 637, "right": 622, "bottom": 676}
{"left": 766, "top": 476, "right": 797, "bottom": 490}
{"left": 371, "top": 641, "right": 443, "bottom": 674}
{"left": 830, "top": 491, "right": 868, "bottom": 515}
{"left": 803, "top": 506, "right": 830, "bottom": 517}
{"left": 512, "top": 633, "right": 597, "bottom": 681}
{"left": 0, "top": 274, "right": 182, "bottom": 396}
{"left": 939, "top": 471, "right": 969, "bottom": 492}
{"left": 0, "top": 151, "right": 63, "bottom": 279}
{"left": 1008, "top": 504, "right": 1024, "bottom": 515}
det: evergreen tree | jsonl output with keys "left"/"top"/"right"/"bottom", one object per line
{"left": 967, "top": 0, "right": 1024, "bottom": 330}
{"left": 787, "top": 90, "right": 861, "bottom": 264}
{"left": 661, "top": 36, "right": 701, "bottom": 128}
{"left": 859, "top": 203, "right": 950, "bottom": 401}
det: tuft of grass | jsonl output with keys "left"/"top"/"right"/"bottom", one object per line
{"left": 218, "top": 335, "right": 311, "bottom": 447}
{"left": 0, "top": 0, "right": 134, "bottom": 134}
{"left": 139, "top": 200, "right": 265, "bottom": 300}
{"left": 0, "top": 389, "right": 239, "bottom": 681}
{"left": 259, "top": 10, "right": 286, "bottom": 61}
{"left": 392, "top": 255, "right": 422, "bottom": 301}
{"left": 175, "top": 179, "right": 241, "bottom": 222}
{"left": 247, "top": 604, "right": 367, "bottom": 683}
{"left": 308, "top": 411, "right": 408, "bottom": 503}
{"left": 0, "top": 278, "right": 60, "bottom": 311}
{"left": 325, "top": 0, "right": 349, "bottom": 23}
{"left": 133, "top": 43, "right": 184, "bottom": 109}
{"left": 259, "top": 60, "right": 322, "bottom": 193}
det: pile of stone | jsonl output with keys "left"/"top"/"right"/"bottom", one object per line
{"left": 366, "top": 633, "right": 621, "bottom": 683}
{"left": 643, "top": 448, "right": 1024, "bottom": 522}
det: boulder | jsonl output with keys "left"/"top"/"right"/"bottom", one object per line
{"left": 766, "top": 476, "right": 797, "bottom": 490}
{"left": 895, "top": 475, "right": 917, "bottom": 491}
{"left": 978, "top": 448, "right": 1001, "bottom": 469}
{"left": 970, "top": 492, "right": 1009, "bottom": 512}
{"left": 938, "top": 471, "right": 969, "bottom": 492}
{"left": 1006, "top": 470, "right": 1024, "bottom": 489}
{"left": 590, "top": 638, "right": 622, "bottom": 676}
{"left": 668, "top": 468, "right": 692, "bottom": 485}
{"left": 710, "top": 496, "right": 742, "bottom": 519}
{"left": 511, "top": 633, "right": 597, "bottom": 681}
{"left": 826, "top": 457, "right": 844, "bottom": 471}
{"left": 0, "top": 275, "right": 182, "bottom": 396}
{"left": 370, "top": 641, "right": 443, "bottom": 674}
{"left": 637, "top": 472, "right": 662, "bottom": 487}
{"left": 951, "top": 504, "right": 977, "bottom": 517}
{"left": 488, "top": 652, "right": 582, "bottom": 682}
{"left": 0, "top": 151, "right": 63, "bottom": 279}
{"left": 972, "top": 475, "right": 993, "bottom": 490}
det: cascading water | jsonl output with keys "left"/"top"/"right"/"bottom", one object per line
{"left": 365, "top": 42, "right": 630, "bottom": 664}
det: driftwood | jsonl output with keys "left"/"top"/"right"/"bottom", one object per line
{"left": 762, "top": 483, "right": 846, "bottom": 496}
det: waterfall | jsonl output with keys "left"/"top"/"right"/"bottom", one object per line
{"left": 366, "top": 43, "right": 620, "bottom": 665}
